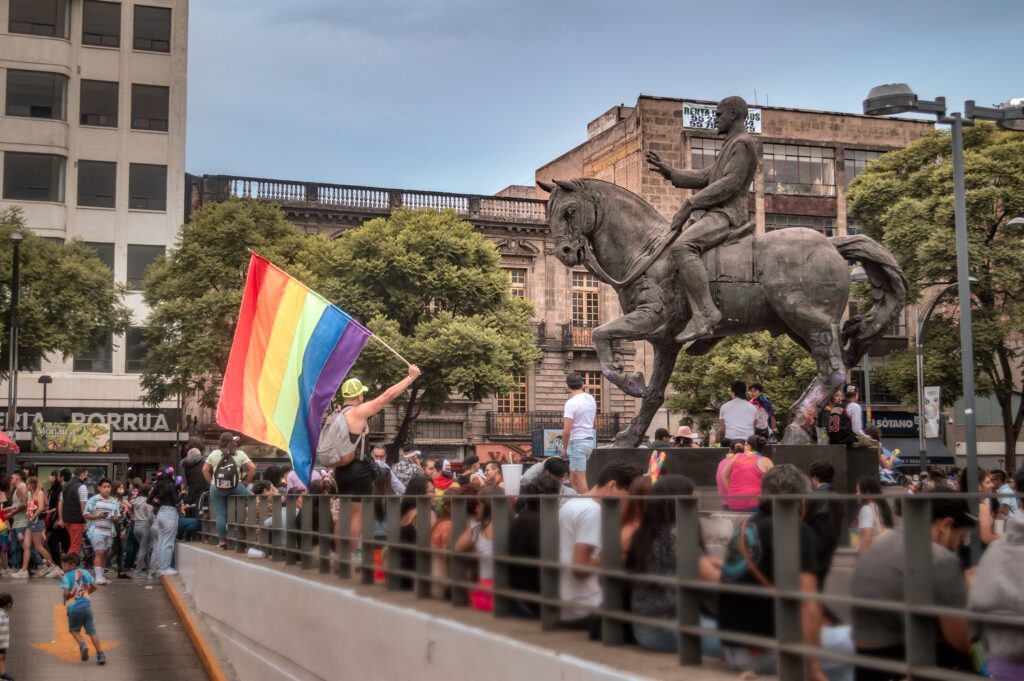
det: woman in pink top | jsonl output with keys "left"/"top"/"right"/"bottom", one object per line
{"left": 716, "top": 442, "right": 745, "bottom": 500}
{"left": 721, "top": 435, "right": 773, "bottom": 511}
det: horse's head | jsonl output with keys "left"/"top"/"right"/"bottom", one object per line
{"left": 539, "top": 179, "right": 600, "bottom": 268}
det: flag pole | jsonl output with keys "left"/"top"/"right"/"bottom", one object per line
{"left": 371, "top": 334, "right": 412, "bottom": 367}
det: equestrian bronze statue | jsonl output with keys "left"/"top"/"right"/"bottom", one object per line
{"left": 539, "top": 96, "right": 907, "bottom": 446}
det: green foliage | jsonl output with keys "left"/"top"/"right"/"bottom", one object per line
{"left": 304, "top": 210, "right": 541, "bottom": 448}
{"left": 667, "top": 332, "right": 817, "bottom": 433}
{"left": 0, "top": 207, "right": 130, "bottom": 373}
{"left": 142, "top": 199, "right": 309, "bottom": 405}
{"left": 847, "top": 124, "right": 1024, "bottom": 468}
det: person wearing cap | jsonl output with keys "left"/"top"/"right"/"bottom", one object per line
{"left": 843, "top": 385, "right": 865, "bottom": 437}
{"left": 325, "top": 364, "right": 421, "bottom": 541}
{"left": 202, "top": 432, "right": 257, "bottom": 548}
{"left": 850, "top": 489, "right": 976, "bottom": 679}
{"left": 673, "top": 425, "right": 701, "bottom": 447}
{"left": 647, "top": 428, "right": 672, "bottom": 448}
{"left": 456, "top": 455, "right": 481, "bottom": 486}
{"left": 393, "top": 449, "right": 423, "bottom": 488}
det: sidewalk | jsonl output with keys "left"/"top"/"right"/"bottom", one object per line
{"left": 2, "top": 574, "right": 208, "bottom": 680}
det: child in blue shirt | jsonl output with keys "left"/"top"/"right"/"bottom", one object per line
{"left": 59, "top": 553, "right": 106, "bottom": 665}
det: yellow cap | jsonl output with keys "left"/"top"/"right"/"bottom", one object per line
{"left": 341, "top": 378, "right": 370, "bottom": 399}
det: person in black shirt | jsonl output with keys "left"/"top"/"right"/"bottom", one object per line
{"left": 804, "top": 460, "right": 846, "bottom": 591}
{"left": 718, "top": 464, "right": 853, "bottom": 681}
{"left": 46, "top": 469, "right": 70, "bottom": 570}
{"left": 507, "top": 475, "right": 561, "bottom": 618}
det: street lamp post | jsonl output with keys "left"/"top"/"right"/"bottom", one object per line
{"left": 37, "top": 375, "right": 52, "bottom": 409}
{"left": 915, "top": 280, "right": 977, "bottom": 471}
{"left": 5, "top": 231, "right": 22, "bottom": 475}
{"left": 864, "top": 85, "right": 1024, "bottom": 564}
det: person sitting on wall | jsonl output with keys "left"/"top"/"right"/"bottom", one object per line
{"left": 673, "top": 425, "right": 702, "bottom": 448}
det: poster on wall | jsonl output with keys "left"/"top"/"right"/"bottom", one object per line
{"left": 923, "top": 386, "right": 942, "bottom": 439}
{"left": 683, "top": 102, "right": 762, "bottom": 134}
{"left": 542, "top": 429, "right": 564, "bottom": 458}
{"left": 32, "top": 422, "right": 112, "bottom": 453}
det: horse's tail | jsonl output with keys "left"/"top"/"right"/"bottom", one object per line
{"left": 830, "top": 235, "right": 909, "bottom": 368}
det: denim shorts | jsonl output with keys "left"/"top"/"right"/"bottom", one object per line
{"left": 89, "top": 532, "right": 114, "bottom": 552}
{"left": 566, "top": 437, "right": 595, "bottom": 472}
{"left": 68, "top": 605, "right": 97, "bottom": 635}
{"left": 28, "top": 518, "right": 44, "bottom": 533}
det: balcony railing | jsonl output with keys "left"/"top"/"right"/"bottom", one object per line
{"left": 562, "top": 322, "right": 596, "bottom": 350}
{"left": 207, "top": 175, "right": 548, "bottom": 225}
{"left": 486, "top": 411, "right": 621, "bottom": 440}
{"left": 530, "top": 321, "right": 547, "bottom": 345}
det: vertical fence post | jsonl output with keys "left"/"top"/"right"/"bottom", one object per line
{"left": 601, "top": 497, "right": 626, "bottom": 645}
{"left": 284, "top": 496, "right": 298, "bottom": 566}
{"left": 318, "top": 494, "right": 332, "bottom": 574}
{"left": 539, "top": 495, "right": 560, "bottom": 630}
{"left": 386, "top": 496, "right": 402, "bottom": 591}
{"left": 271, "top": 494, "right": 284, "bottom": 562}
{"left": 450, "top": 495, "right": 469, "bottom": 608}
{"left": 772, "top": 497, "right": 804, "bottom": 681}
{"left": 234, "top": 496, "right": 246, "bottom": 553}
{"left": 337, "top": 497, "right": 352, "bottom": 579}
{"left": 491, "top": 496, "right": 512, "bottom": 618}
{"left": 360, "top": 496, "right": 375, "bottom": 584}
{"left": 300, "top": 495, "right": 314, "bottom": 570}
{"left": 415, "top": 496, "right": 432, "bottom": 599}
{"left": 245, "top": 497, "right": 256, "bottom": 553}
{"left": 903, "top": 494, "right": 936, "bottom": 672}
{"left": 676, "top": 497, "right": 702, "bottom": 666}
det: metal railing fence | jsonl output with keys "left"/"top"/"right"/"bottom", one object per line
{"left": 194, "top": 490, "right": 1023, "bottom": 681}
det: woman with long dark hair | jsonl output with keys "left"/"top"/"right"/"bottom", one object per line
{"left": 854, "top": 475, "right": 894, "bottom": 555}
{"left": 625, "top": 475, "right": 722, "bottom": 656}
{"left": 45, "top": 469, "right": 69, "bottom": 573}
{"left": 455, "top": 486, "right": 505, "bottom": 612}
{"left": 147, "top": 469, "right": 180, "bottom": 576}
{"left": 396, "top": 477, "right": 434, "bottom": 590}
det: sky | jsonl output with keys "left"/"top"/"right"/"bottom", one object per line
{"left": 186, "top": 0, "right": 1024, "bottom": 195}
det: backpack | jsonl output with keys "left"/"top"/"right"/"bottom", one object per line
{"left": 213, "top": 451, "right": 240, "bottom": 490}
{"left": 316, "top": 406, "right": 363, "bottom": 468}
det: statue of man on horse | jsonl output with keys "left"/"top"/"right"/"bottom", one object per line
{"left": 540, "top": 95, "right": 908, "bottom": 446}
{"left": 646, "top": 95, "right": 759, "bottom": 344}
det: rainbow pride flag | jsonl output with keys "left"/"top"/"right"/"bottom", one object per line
{"left": 217, "top": 253, "right": 371, "bottom": 484}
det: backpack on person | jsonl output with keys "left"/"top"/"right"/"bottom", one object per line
{"left": 213, "top": 452, "right": 240, "bottom": 490}
{"left": 316, "top": 406, "right": 363, "bottom": 468}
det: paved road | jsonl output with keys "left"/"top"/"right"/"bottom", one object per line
{"left": 3, "top": 574, "right": 207, "bottom": 681}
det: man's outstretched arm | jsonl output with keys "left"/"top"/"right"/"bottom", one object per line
{"left": 352, "top": 364, "right": 422, "bottom": 419}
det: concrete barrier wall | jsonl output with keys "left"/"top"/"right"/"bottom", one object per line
{"left": 177, "top": 545, "right": 653, "bottom": 681}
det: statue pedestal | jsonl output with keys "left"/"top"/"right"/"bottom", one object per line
{"left": 586, "top": 444, "right": 876, "bottom": 495}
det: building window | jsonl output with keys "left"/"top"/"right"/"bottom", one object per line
{"left": 83, "top": 241, "right": 115, "bottom": 277}
{"left": 844, "top": 149, "right": 884, "bottom": 188}
{"left": 133, "top": 5, "right": 171, "bottom": 52}
{"left": 505, "top": 268, "right": 527, "bottom": 299}
{"left": 690, "top": 137, "right": 723, "bottom": 170}
{"left": 5, "top": 70, "right": 67, "bottom": 120}
{"left": 497, "top": 375, "right": 528, "bottom": 414}
{"left": 125, "top": 327, "right": 146, "bottom": 373}
{"left": 73, "top": 330, "right": 113, "bottom": 373}
{"left": 128, "top": 163, "right": 166, "bottom": 210}
{"left": 580, "top": 370, "right": 603, "bottom": 413}
{"left": 846, "top": 219, "right": 863, "bottom": 235}
{"left": 414, "top": 420, "right": 465, "bottom": 440}
{"left": 762, "top": 144, "right": 836, "bottom": 196}
{"left": 79, "top": 79, "right": 118, "bottom": 127}
{"left": 8, "top": 0, "right": 69, "bottom": 39}
{"left": 82, "top": 1, "right": 120, "bottom": 47}
{"left": 764, "top": 213, "right": 836, "bottom": 237}
{"left": 571, "top": 271, "right": 600, "bottom": 327}
{"left": 126, "top": 244, "right": 165, "bottom": 290}
{"left": 77, "top": 161, "right": 116, "bottom": 208}
{"left": 131, "top": 84, "right": 169, "bottom": 131}
{"left": 885, "top": 308, "right": 908, "bottom": 337}
{"left": 3, "top": 153, "right": 65, "bottom": 203}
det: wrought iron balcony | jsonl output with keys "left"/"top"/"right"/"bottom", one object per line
{"left": 485, "top": 411, "right": 621, "bottom": 440}
{"left": 561, "top": 322, "right": 596, "bottom": 351}
{"left": 530, "top": 321, "right": 547, "bottom": 345}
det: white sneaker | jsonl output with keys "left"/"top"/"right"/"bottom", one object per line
{"left": 157, "top": 568, "right": 178, "bottom": 576}
{"left": 94, "top": 575, "right": 110, "bottom": 585}
{"left": 9, "top": 570, "right": 28, "bottom": 579}
{"left": 45, "top": 567, "right": 61, "bottom": 578}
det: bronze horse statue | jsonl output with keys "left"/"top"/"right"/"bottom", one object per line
{"left": 539, "top": 178, "right": 908, "bottom": 445}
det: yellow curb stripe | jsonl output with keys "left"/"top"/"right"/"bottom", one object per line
{"left": 161, "top": 575, "right": 229, "bottom": 681}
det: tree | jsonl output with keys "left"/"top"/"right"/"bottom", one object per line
{"left": 302, "top": 209, "right": 542, "bottom": 453}
{"left": 847, "top": 124, "right": 1024, "bottom": 472}
{"left": 0, "top": 207, "right": 130, "bottom": 375}
{"left": 141, "top": 199, "right": 309, "bottom": 406}
{"left": 666, "top": 332, "right": 818, "bottom": 435}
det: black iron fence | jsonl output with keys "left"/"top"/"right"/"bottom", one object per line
{"left": 484, "top": 411, "right": 621, "bottom": 439}
{"left": 196, "top": 490, "right": 1022, "bottom": 681}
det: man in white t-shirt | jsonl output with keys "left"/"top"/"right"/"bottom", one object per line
{"left": 718, "top": 380, "right": 757, "bottom": 446}
{"left": 843, "top": 385, "right": 865, "bottom": 436}
{"left": 84, "top": 479, "right": 122, "bottom": 585}
{"left": 559, "top": 460, "right": 642, "bottom": 626}
{"left": 562, "top": 372, "right": 597, "bottom": 494}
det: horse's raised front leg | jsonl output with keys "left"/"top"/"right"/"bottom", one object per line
{"left": 614, "top": 342, "right": 681, "bottom": 448}
{"left": 593, "top": 314, "right": 651, "bottom": 398}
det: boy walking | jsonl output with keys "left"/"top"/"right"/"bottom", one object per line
{"left": 60, "top": 553, "right": 106, "bottom": 665}
{"left": 0, "top": 593, "right": 12, "bottom": 680}
{"left": 84, "top": 479, "right": 121, "bottom": 585}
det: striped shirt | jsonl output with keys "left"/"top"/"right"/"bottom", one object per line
{"left": 0, "top": 609, "right": 9, "bottom": 649}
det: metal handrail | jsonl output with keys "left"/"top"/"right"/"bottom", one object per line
{"left": 195, "top": 490, "right": 1023, "bottom": 680}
